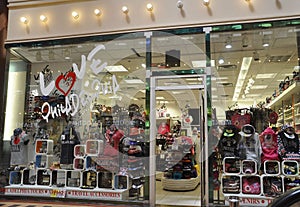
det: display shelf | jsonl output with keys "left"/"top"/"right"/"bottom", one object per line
{"left": 266, "top": 81, "right": 300, "bottom": 108}
{"left": 161, "top": 175, "right": 200, "bottom": 191}
{"left": 51, "top": 169, "right": 66, "bottom": 187}
{"left": 36, "top": 168, "right": 51, "bottom": 186}
{"left": 35, "top": 139, "right": 53, "bottom": 154}
{"left": 35, "top": 154, "right": 53, "bottom": 168}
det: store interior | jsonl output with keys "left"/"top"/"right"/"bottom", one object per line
{"left": 5, "top": 24, "right": 300, "bottom": 206}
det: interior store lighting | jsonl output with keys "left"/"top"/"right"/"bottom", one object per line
{"left": 20, "top": 17, "right": 28, "bottom": 24}
{"left": 262, "top": 35, "right": 270, "bottom": 47}
{"left": 35, "top": 51, "right": 42, "bottom": 61}
{"left": 48, "top": 50, "right": 55, "bottom": 60}
{"left": 146, "top": 3, "right": 153, "bottom": 12}
{"left": 177, "top": 0, "right": 184, "bottom": 8}
{"left": 94, "top": 9, "right": 102, "bottom": 16}
{"left": 232, "top": 57, "right": 253, "bottom": 101}
{"left": 218, "top": 56, "right": 225, "bottom": 64}
{"left": 242, "top": 34, "right": 249, "bottom": 48}
{"left": 203, "top": 0, "right": 210, "bottom": 6}
{"left": 72, "top": 11, "right": 79, "bottom": 20}
{"left": 122, "top": 6, "right": 129, "bottom": 14}
{"left": 39, "top": 15, "right": 48, "bottom": 23}
{"left": 225, "top": 36, "right": 232, "bottom": 49}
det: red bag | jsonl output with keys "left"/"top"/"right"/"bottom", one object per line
{"left": 231, "top": 113, "right": 251, "bottom": 130}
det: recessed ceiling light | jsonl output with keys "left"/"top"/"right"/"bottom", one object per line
{"left": 105, "top": 65, "right": 128, "bottom": 72}
{"left": 251, "top": 85, "right": 268, "bottom": 89}
{"left": 156, "top": 96, "right": 165, "bottom": 100}
{"left": 256, "top": 73, "right": 277, "bottom": 79}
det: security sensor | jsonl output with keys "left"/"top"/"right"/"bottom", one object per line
{"left": 177, "top": 0, "right": 183, "bottom": 8}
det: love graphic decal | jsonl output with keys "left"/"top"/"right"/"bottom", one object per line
{"left": 55, "top": 71, "right": 76, "bottom": 96}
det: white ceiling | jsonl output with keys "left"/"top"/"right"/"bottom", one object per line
{"left": 10, "top": 26, "right": 300, "bottom": 110}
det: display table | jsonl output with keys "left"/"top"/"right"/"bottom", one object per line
{"left": 161, "top": 175, "right": 200, "bottom": 191}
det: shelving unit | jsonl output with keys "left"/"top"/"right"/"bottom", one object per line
{"left": 266, "top": 81, "right": 300, "bottom": 133}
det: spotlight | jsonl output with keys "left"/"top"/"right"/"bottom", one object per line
{"left": 94, "top": 9, "right": 102, "bottom": 16}
{"left": 40, "top": 15, "right": 48, "bottom": 23}
{"left": 218, "top": 56, "right": 225, "bottom": 64}
{"left": 262, "top": 35, "right": 270, "bottom": 47}
{"left": 72, "top": 11, "right": 79, "bottom": 19}
{"left": 242, "top": 34, "right": 249, "bottom": 48}
{"left": 177, "top": 0, "right": 184, "bottom": 8}
{"left": 36, "top": 51, "right": 42, "bottom": 61}
{"left": 225, "top": 36, "right": 232, "bottom": 49}
{"left": 122, "top": 6, "right": 129, "bottom": 14}
{"left": 203, "top": 0, "right": 210, "bottom": 6}
{"left": 146, "top": 3, "right": 153, "bottom": 12}
{"left": 20, "top": 17, "right": 28, "bottom": 24}
{"left": 253, "top": 51, "right": 259, "bottom": 61}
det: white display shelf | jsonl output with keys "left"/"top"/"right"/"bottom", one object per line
{"left": 161, "top": 175, "right": 200, "bottom": 191}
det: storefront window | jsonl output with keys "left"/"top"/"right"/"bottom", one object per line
{"left": 5, "top": 33, "right": 150, "bottom": 202}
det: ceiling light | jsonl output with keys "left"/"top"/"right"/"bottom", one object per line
{"left": 36, "top": 51, "right": 42, "bottom": 61}
{"left": 256, "top": 73, "right": 277, "bottom": 79}
{"left": 218, "top": 56, "right": 225, "bottom": 64}
{"left": 203, "top": 0, "right": 210, "bottom": 6}
{"left": 253, "top": 51, "right": 259, "bottom": 61}
{"left": 146, "top": 3, "right": 153, "bottom": 12}
{"left": 72, "top": 11, "right": 79, "bottom": 19}
{"left": 105, "top": 65, "right": 128, "bottom": 72}
{"left": 20, "top": 17, "right": 28, "bottom": 24}
{"left": 177, "top": 0, "right": 183, "bottom": 8}
{"left": 48, "top": 50, "right": 55, "bottom": 60}
{"left": 242, "top": 34, "right": 249, "bottom": 48}
{"left": 122, "top": 6, "right": 129, "bottom": 14}
{"left": 232, "top": 57, "right": 252, "bottom": 101}
{"left": 225, "top": 36, "right": 232, "bottom": 49}
{"left": 156, "top": 96, "right": 165, "bottom": 100}
{"left": 94, "top": 9, "right": 102, "bottom": 16}
{"left": 251, "top": 85, "right": 268, "bottom": 89}
{"left": 39, "top": 15, "right": 48, "bottom": 23}
{"left": 262, "top": 35, "right": 270, "bottom": 47}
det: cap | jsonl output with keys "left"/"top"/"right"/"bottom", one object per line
{"left": 241, "top": 124, "right": 255, "bottom": 137}
{"left": 13, "top": 128, "right": 22, "bottom": 136}
{"left": 222, "top": 125, "right": 237, "bottom": 137}
{"left": 261, "top": 127, "right": 275, "bottom": 136}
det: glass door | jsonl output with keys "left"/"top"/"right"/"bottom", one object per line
{"left": 150, "top": 73, "right": 208, "bottom": 207}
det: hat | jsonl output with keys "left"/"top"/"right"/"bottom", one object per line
{"left": 261, "top": 127, "right": 275, "bottom": 136}
{"left": 13, "top": 128, "right": 22, "bottom": 136}
{"left": 269, "top": 111, "right": 278, "bottom": 124}
{"left": 241, "top": 124, "right": 255, "bottom": 137}
{"left": 222, "top": 125, "right": 237, "bottom": 137}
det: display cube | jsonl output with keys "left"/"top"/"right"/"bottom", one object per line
{"left": 223, "top": 157, "right": 241, "bottom": 174}
{"left": 51, "top": 169, "right": 66, "bottom": 187}
{"left": 242, "top": 160, "right": 257, "bottom": 175}
{"left": 22, "top": 169, "right": 36, "bottom": 185}
{"left": 85, "top": 156, "right": 98, "bottom": 170}
{"left": 9, "top": 171, "right": 22, "bottom": 185}
{"left": 241, "top": 175, "right": 261, "bottom": 195}
{"left": 85, "top": 140, "right": 104, "bottom": 155}
{"left": 282, "top": 160, "right": 299, "bottom": 176}
{"left": 114, "top": 174, "right": 130, "bottom": 190}
{"left": 81, "top": 170, "right": 97, "bottom": 189}
{"left": 283, "top": 176, "right": 300, "bottom": 192}
{"left": 262, "top": 175, "right": 283, "bottom": 197}
{"left": 264, "top": 160, "right": 281, "bottom": 175}
{"left": 35, "top": 154, "right": 53, "bottom": 168}
{"left": 74, "top": 145, "right": 85, "bottom": 157}
{"left": 73, "top": 157, "right": 85, "bottom": 170}
{"left": 66, "top": 170, "right": 81, "bottom": 187}
{"left": 98, "top": 171, "right": 113, "bottom": 189}
{"left": 35, "top": 139, "right": 53, "bottom": 154}
{"left": 36, "top": 168, "right": 51, "bottom": 186}
{"left": 221, "top": 175, "right": 240, "bottom": 194}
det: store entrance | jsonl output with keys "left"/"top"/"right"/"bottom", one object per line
{"left": 150, "top": 73, "right": 208, "bottom": 206}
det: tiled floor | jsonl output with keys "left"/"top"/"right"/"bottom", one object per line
{"left": 155, "top": 180, "right": 201, "bottom": 206}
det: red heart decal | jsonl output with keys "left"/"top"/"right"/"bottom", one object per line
{"left": 55, "top": 71, "right": 76, "bottom": 96}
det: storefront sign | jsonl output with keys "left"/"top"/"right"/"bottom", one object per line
{"left": 225, "top": 197, "right": 273, "bottom": 206}
{"left": 5, "top": 186, "right": 66, "bottom": 198}
{"left": 66, "top": 189, "right": 125, "bottom": 200}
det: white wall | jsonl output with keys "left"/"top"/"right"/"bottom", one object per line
{"left": 6, "top": 0, "right": 300, "bottom": 43}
